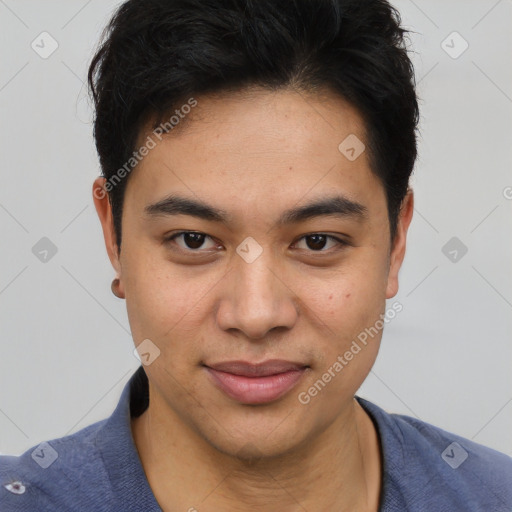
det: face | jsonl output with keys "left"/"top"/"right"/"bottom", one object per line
{"left": 94, "top": 87, "right": 412, "bottom": 459}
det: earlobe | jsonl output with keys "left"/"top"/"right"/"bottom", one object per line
{"left": 92, "top": 177, "right": 122, "bottom": 275}
{"left": 385, "top": 189, "right": 414, "bottom": 299}
{"left": 111, "top": 277, "right": 125, "bottom": 299}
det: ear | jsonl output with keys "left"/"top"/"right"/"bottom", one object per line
{"left": 92, "top": 177, "right": 125, "bottom": 297}
{"left": 385, "top": 188, "right": 414, "bottom": 299}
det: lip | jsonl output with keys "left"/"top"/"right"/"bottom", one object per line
{"left": 204, "top": 360, "right": 309, "bottom": 404}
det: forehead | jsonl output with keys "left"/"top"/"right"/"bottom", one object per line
{"left": 124, "top": 87, "right": 386, "bottom": 224}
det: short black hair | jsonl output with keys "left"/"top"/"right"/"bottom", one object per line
{"left": 88, "top": 0, "right": 419, "bottom": 250}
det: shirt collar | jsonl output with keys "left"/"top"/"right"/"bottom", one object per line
{"left": 356, "top": 396, "right": 409, "bottom": 510}
{"left": 97, "top": 366, "right": 413, "bottom": 511}
{"left": 95, "top": 366, "right": 161, "bottom": 511}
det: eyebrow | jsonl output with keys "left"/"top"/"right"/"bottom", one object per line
{"left": 144, "top": 193, "right": 368, "bottom": 225}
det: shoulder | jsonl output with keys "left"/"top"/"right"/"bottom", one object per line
{"left": 394, "top": 408, "right": 512, "bottom": 476}
{"left": 0, "top": 419, "right": 114, "bottom": 511}
{"left": 357, "top": 397, "right": 512, "bottom": 511}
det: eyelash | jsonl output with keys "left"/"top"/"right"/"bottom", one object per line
{"left": 163, "top": 231, "right": 348, "bottom": 254}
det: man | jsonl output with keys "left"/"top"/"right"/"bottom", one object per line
{"left": 1, "top": 0, "right": 511, "bottom": 510}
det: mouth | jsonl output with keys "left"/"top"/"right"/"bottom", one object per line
{"left": 203, "top": 360, "right": 309, "bottom": 404}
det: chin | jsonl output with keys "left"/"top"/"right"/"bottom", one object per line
{"left": 194, "top": 409, "right": 312, "bottom": 462}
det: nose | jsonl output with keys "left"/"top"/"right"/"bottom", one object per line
{"left": 215, "top": 250, "right": 299, "bottom": 341}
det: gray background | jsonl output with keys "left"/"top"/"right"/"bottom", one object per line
{"left": 0, "top": 0, "right": 511, "bottom": 457}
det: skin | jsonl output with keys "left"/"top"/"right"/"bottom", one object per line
{"left": 93, "top": 87, "right": 414, "bottom": 512}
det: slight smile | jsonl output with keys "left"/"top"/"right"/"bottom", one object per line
{"left": 203, "top": 360, "right": 310, "bottom": 404}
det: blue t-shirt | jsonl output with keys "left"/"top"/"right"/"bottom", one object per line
{"left": 1, "top": 366, "right": 511, "bottom": 511}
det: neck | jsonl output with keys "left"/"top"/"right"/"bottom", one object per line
{"left": 131, "top": 390, "right": 382, "bottom": 512}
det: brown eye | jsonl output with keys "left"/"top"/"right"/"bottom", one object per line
{"left": 294, "top": 234, "right": 345, "bottom": 252}
{"left": 165, "top": 231, "right": 218, "bottom": 251}
{"left": 306, "top": 234, "right": 328, "bottom": 250}
{"left": 181, "top": 232, "right": 206, "bottom": 249}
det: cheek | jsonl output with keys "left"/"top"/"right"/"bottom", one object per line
{"left": 311, "top": 257, "right": 388, "bottom": 360}
{"left": 324, "top": 289, "right": 383, "bottom": 344}
{"left": 321, "top": 261, "right": 387, "bottom": 321}
{"left": 122, "top": 248, "right": 212, "bottom": 345}
{"left": 303, "top": 282, "right": 384, "bottom": 408}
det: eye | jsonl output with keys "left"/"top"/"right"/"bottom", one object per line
{"left": 294, "top": 234, "right": 346, "bottom": 252}
{"left": 164, "top": 231, "right": 218, "bottom": 251}
{"left": 164, "top": 231, "right": 347, "bottom": 255}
